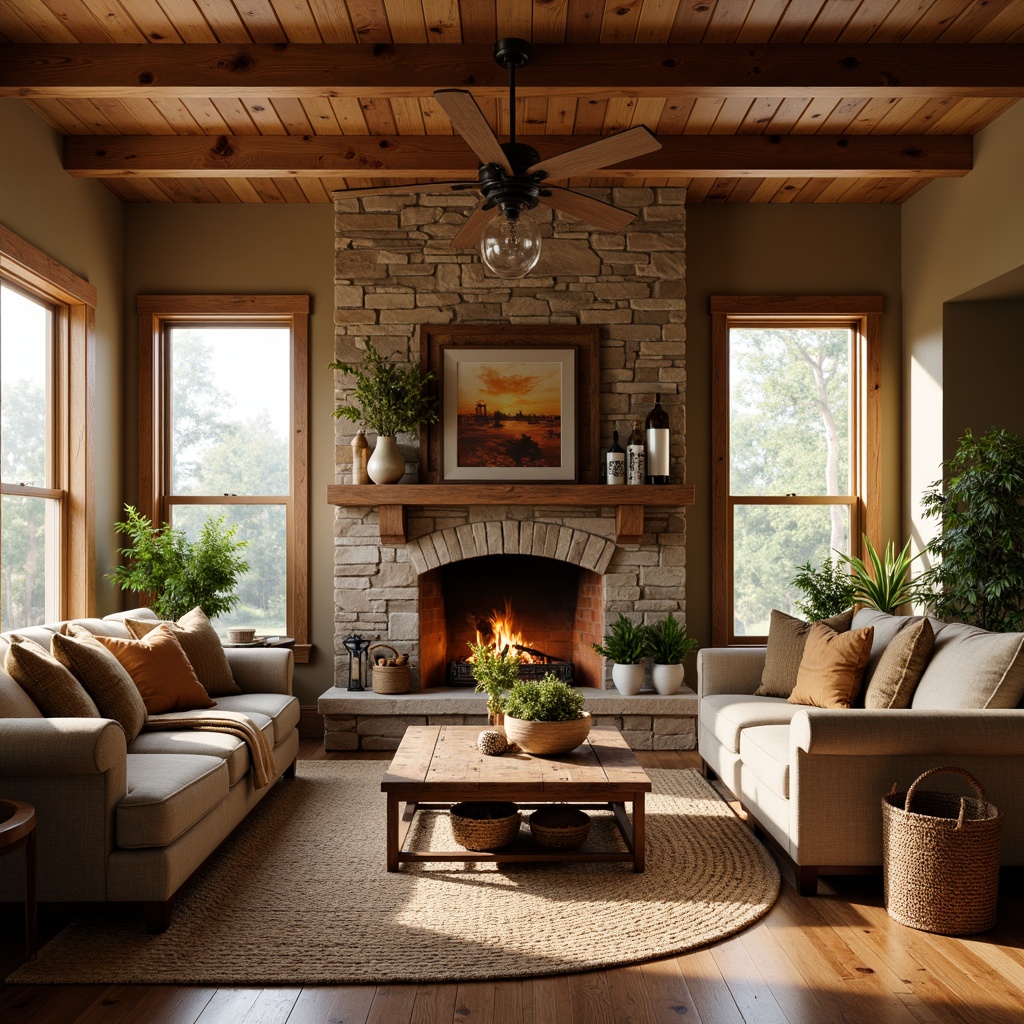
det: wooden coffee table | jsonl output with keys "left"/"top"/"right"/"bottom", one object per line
{"left": 381, "top": 725, "right": 652, "bottom": 873}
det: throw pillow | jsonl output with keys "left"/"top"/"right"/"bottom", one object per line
{"left": 863, "top": 617, "right": 935, "bottom": 710}
{"left": 52, "top": 628, "right": 149, "bottom": 741}
{"left": 4, "top": 634, "right": 101, "bottom": 718}
{"left": 788, "top": 622, "right": 875, "bottom": 710}
{"left": 756, "top": 608, "right": 855, "bottom": 698}
{"left": 125, "top": 607, "right": 240, "bottom": 697}
{"left": 95, "top": 625, "right": 216, "bottom": 716}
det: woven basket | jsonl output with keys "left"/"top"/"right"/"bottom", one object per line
{"left": 450, "top": 801, "right": 521, "bottom": 851}
{"left": 529, "top": 807, "right": 592, "bottom": 849}
{"left": 370, "top": 644, "right": 411, "bottom": 694}
{"left": 882, "top": 766, "right": 1003, "bottom": 935}
{"left": 503, "top": 712, "right": 592, "bottom": 755}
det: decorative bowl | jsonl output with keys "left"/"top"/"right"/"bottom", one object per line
{"left": 503, "top": 711, "right": 592, "bottom": 755}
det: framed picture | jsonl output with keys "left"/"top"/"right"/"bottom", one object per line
{"left": 419, "top": 326, "right": 601, "bottom": 484}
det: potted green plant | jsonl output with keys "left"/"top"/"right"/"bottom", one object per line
{"left": 790, "top": 557, "right": 856, "bottom": 622}
{"left": 329, "top": 340, "right": 439, "bottom": 484}
{"left": 501, "top": 673, "right": 591, "bottom": 755}
{"left": 592, "top": 613, "right": 649, "bottom": 695}
{"left": 644, "top": 612, "right": 699, "bottom": 696}
{"left": 108, "top": 505, "right": 249, "bottom": 620}
{"left": 468, "top": 640, "right": 523, "bottom": 724}
{"left": 837, "top": 536, "right": 920, "bottom": 615}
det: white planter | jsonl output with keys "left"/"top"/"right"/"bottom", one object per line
{"left": 367, "top": 435, "right": 405, "bottom": 484}
{"left": 651, "top": 663, "right": 685, "bottom": 696}
{"left": 611, "top": 663, "right": 645, "bottom": 696}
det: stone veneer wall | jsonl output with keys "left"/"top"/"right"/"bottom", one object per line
{"left": 333, "top": 188, "right": 687, "bottom": 690}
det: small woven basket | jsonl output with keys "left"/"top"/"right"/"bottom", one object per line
{"left": 529, "top": 806, "right": 591, "bottom": 849}
{"left": 449, "top": 801, "right": 520, "bottom": 851}
{"left": 882, "top": 766, "right": 1003, "bottom": 935}
{"left": 370, "top": 644, "right": 411, "bottom": 694}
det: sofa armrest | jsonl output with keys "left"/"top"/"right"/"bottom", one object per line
{"left": 791, "top": 708, "right": 1024, "bottom": 757}
{"left": 0, "top": 717, "right": 126, "bottom": 774}
{"left": 224, "top": 647, "right": 293, "bottom": 696}
{"left": 697, "top": 647, "right": 766, "bottom": 699}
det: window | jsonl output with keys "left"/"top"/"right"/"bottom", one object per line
{"left": 137, "top": 296, "right": 309, "bottom": 661}
{"left": 1, "top": 225, "right": 95, "bottom": 630}
{"left": 711, "top": 296, "right": 881, "bottom": 646}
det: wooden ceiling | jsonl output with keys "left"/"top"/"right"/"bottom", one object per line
{"left": 2, "top": 0, "right": 1023, "bottom": 205}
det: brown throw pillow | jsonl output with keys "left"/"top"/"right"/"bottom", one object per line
{"left": 52, "top": 628, "right": 149, "bottom": 741}
{"left": 864, "top": 617, "right": 935, "bottom": 710}
{"left": 125, "top": 607, "right": 240, "bottom": 697}
{"left": 756, "top": 608, "right": 855, "bottom": 698}
{"left": 95, "top": 624, "right": 216, "bottom": 716}
{"left": 4, "top": 635, "right": 100, "bottom": 718}
{"left": 789, "top": 622, "right": 875, "bottom": 709}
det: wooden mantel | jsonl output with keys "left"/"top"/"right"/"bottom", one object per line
{"left": 326, "top": 484, "right": 695, "bottom": 545}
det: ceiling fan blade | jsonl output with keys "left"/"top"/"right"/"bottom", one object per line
{"left": 435, "top": 89, "right": 513, "bottom": 175}
{"left": 539, "top": 188, "right": 636, "bottom": 232}
{"left": 527, "top": 125, "right": 662, "bottom": 181}
{"left": 450, "top": 201, "right": 498, "bottom": 249}
{"left": 330, "top": 181, "right": 476, "bottom": 199}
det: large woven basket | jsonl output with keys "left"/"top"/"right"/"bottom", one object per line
{"left": 882, "top": 766, "right": 1003, "bottom": 935}
{"left": 370, "top": 644, "right": 411, "bottom": 694}
{"left": 449, "top": 801, "right": 521, "bottom": 851}
{"left": 503, "top": 712, "right": 592, "bottom": 755}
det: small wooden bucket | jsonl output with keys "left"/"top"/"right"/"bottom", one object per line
{"left": 370, "top": 643, "right": 411, "bottom": 694}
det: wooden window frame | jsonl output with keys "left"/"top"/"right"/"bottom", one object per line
{"left": 1, "top": 224, "right": 96, "bottom": 621}
{"left": 136, "top": 295, "right": 310, "bottom": 662}
{"left": 711, "top": 295, "right": 882, "bottom": 647}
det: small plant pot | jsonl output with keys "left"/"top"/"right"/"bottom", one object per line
{"left": 612, "top": 663, "right": 645, "bottom": 696}
{"left": 651, "top": 663, "right": 685, "bottom": 695}
{"left": 367, "top": 434, "right": 405, "bottom": 484}
{"left": 503, "top": 712, "right": 592, "bottom": 755}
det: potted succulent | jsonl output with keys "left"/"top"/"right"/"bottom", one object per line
{"left": 469, "top": 640, "right": 523, "bottom": 725}
{"left": 645, "top": 612, "right": 699, "bottom": 696}
{"left": 837, "top": 535, "right": 921, "bottom": 615}
{"left": 592, "top": 613, "right": 648, "bottom": 695}
{"left": 502, "top": 673, "right": 591, "bottom": 755}
{"left": 329, "top": 340, "right": 439, "bottom": 484}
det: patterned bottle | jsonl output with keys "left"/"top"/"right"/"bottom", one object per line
{"left": 606, "top": 429, "right": 626, "bottom": 485}
{"left": 626, "top": 419, "right": 646, "bottom": 486}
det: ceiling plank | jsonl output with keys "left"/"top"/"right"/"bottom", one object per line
{"left": 4, "top": 43, "right": 1024, "bottom": 98}
{"left": 62, "top": 131, "right": 973, "bottom": 178}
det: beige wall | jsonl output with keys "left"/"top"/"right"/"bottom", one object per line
{"left": 0, "top": 100, "right": 125, "bottom": 615}
{"left": 123, "top": 205, "right": 336, "bottom": 705}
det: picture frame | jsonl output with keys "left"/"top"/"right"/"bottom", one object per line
{"left": 419, "top": 325, "right": 601, "bottom": 484}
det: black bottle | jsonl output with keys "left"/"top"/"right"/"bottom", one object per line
{"left": 626, "top": 419, "right": 645, "bottom": 486}
{"left": 606, "top": 430, "right": 625, "bottom": 485}
{"left": 645, "top": 394, "right": 670, "bottom": 484}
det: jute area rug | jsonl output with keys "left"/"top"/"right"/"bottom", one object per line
{"left": 10, "top": 761, "right": 779, "bottom": 985}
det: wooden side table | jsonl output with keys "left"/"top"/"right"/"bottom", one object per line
{"left": 0, "top": 800, "right": 37, "bottom": 960}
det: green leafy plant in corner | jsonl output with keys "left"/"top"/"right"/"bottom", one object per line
{"left": 329, "top": 340, "right": 439, "bottom": 437}
{"left": 645, "top": 612, "right": 699, "bottom": 664}
{"left": 108, "top": 505, "right": 249, "bottom": 621}
{"left": 837, "top": 536, "right": 920, "bottom": 615}
{"left": 790, "top": 557, "right": 856, "bottom": 622}
{"left": 592, "top": 613, "right": 648, "bottom": 665}
{"left": 503, "top": 673, "right": 585, "bottom": 723}
{"left": 468, "top": 641, "right": 523, "bottom": 717}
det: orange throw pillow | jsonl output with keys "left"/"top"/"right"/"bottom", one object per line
{"left": 95, "top": 624, "right": 215, "bottom": 716}
{"left": 788, "top": 621, "right": 875, "bottom": 710}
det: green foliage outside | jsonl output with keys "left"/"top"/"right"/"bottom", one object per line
{"left": 469, "top": 641, "right": 523, "bottom": 715}
{"left": 592, "top": 613, "right": 648, "bottom": 665}
{"left": 790, "top": 557, "right": 856, "bottom": 621}
{"left": 644, "top": 612, "right": 699, "bottom": 664}
{"left": 503, "top": 673, "right": 585, "bottom": 723}
{"left": 838, "top": 536, "right": 920, "bottom": 615}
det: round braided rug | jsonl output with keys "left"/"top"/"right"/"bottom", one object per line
{"left": 10, "top": 761, "right": 779, "bottom": 985}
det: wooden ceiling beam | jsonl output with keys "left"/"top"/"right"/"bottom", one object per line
{"left": 63, "top": 134, "right": 972, "bottom": 179}
{"left": 4, "top": 44, "right": 1024, "bottom": 99}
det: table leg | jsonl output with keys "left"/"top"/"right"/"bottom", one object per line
{"left": 633, "top": 792, "right": 646, "bottom": 873}
{"left": 386, "top": 793, "right": 399, "bottom": 872}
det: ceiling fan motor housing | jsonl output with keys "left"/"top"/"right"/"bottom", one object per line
{"left": 479, "top": 142, "right": 544, "bottom": 213}
{"left": 492, "top": 38, "right": 532, "bottom": 70}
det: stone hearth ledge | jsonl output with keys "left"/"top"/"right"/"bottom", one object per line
{"left": 318, "top": 686, "right": 697, "bottom": 753}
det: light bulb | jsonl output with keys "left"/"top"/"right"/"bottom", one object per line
{"left": 480, "top": 206, "right": 541, "bottom": 278}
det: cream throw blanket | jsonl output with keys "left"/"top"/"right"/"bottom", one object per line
{"left": 143, "top": 708, "right": 276, "bottom": 789}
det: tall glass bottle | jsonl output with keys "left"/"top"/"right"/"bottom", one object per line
{"left": 606, "top": 429, "right": 626, "bottom": 485}
{"left": 626, "top": 419, "right": 646, "bottom": 486}
{"left": 645, "top": 394, "right": 670, "bottom": 484}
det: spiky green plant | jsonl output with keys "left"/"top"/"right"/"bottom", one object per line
{"left": 644, "top": 612, "right": 699, "bottom": 664}
{"left": 837, "top": 536, "right": 920, "bottom": 615}
{"left": 592, "top": 613, "right": 648, "bottom": 665}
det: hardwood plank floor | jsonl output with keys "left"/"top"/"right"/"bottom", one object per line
{"left": 2, "top": 741, "right": 1022, "bottom": 1024}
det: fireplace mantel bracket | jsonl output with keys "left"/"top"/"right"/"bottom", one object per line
{"left": 327, "top": 484, "right": 695, "bottom": 545}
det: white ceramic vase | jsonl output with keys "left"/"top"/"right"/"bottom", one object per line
{"left": 651, "top": 663, "right": 685, "bottom": 696}
{"left": 611, "top": 663, "right": 645, "bottom": 696}
{"left": 367, "top": 435, "right": 405, "bottom": 484}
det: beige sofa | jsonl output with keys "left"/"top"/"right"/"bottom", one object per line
{"left": 0, "top": 610, "right": 299, "bottom": 931}
{"left": 698, "top": 609, "right": 1024, "bottom": 894}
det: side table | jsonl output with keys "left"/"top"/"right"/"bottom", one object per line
{"left": 0, "top": 799, "right": 37, "bottom": 960}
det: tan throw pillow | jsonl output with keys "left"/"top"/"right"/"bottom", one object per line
{"left": 52, "top": 628, "right": 149, "bottom": 741}
{"left": 4, "top": 635, "right": 101, "bottom": 718}
{"left": 756, "top": 608, "right": 854, "bottom": 698}
{"left": 95, "top": 624, "right": 216, "bottom": 716}
{"left": 864, "top": 617, "right": 935, "bottom": 710}
{"left": 125, "top": 607, "right": 240, "bottom": 697}
{"left": 789, "top": 622, "right": 875, "bottom": 710}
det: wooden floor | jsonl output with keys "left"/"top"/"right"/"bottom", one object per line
{"left": 2, "top": 740, "right": 1022, "bottom": 1024}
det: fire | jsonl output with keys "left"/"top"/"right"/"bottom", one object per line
{"left": 469, "top": 601, "right": 538, "bottom": 663}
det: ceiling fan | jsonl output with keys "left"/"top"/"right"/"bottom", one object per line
{"left": 331, "top": 38, "right": 663, "bottom": 278}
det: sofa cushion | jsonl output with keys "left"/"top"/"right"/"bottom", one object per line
{"left": 789, "top": 622, "right": 874, "bottom": 710}
{"left": 0, "top": 650, "right": 44, "bottom": 718}
{"left": 864, "top": 617, "right": 934, "bottom": 710}
{"left": 912, "top": 622, "right": 1024, "bottom": 710}
{"left": 129, "top": 728, "right": 250, "bottom": 786}
{"left": 756, "top": 609, "right": 854, "bottom": 698}
{"left": 64, "top": 617, "right": 133, "bottom": 639}
{"left": 851, "top": 609, "right": 919, "bottom": 689}
{"left": 700, "top": 693, "right": 803, "bottom": 754}
{"left": 739, "top": 724, "right": 791, "bottom": 799}
{"left": 118, "top": 752, "right": 229, "bottom": 848}
{"left": 213, "top": 693, "right": 300, "bottom": 746}
{"left": 4, "top": 635, "right": 101, "bottom": 718}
